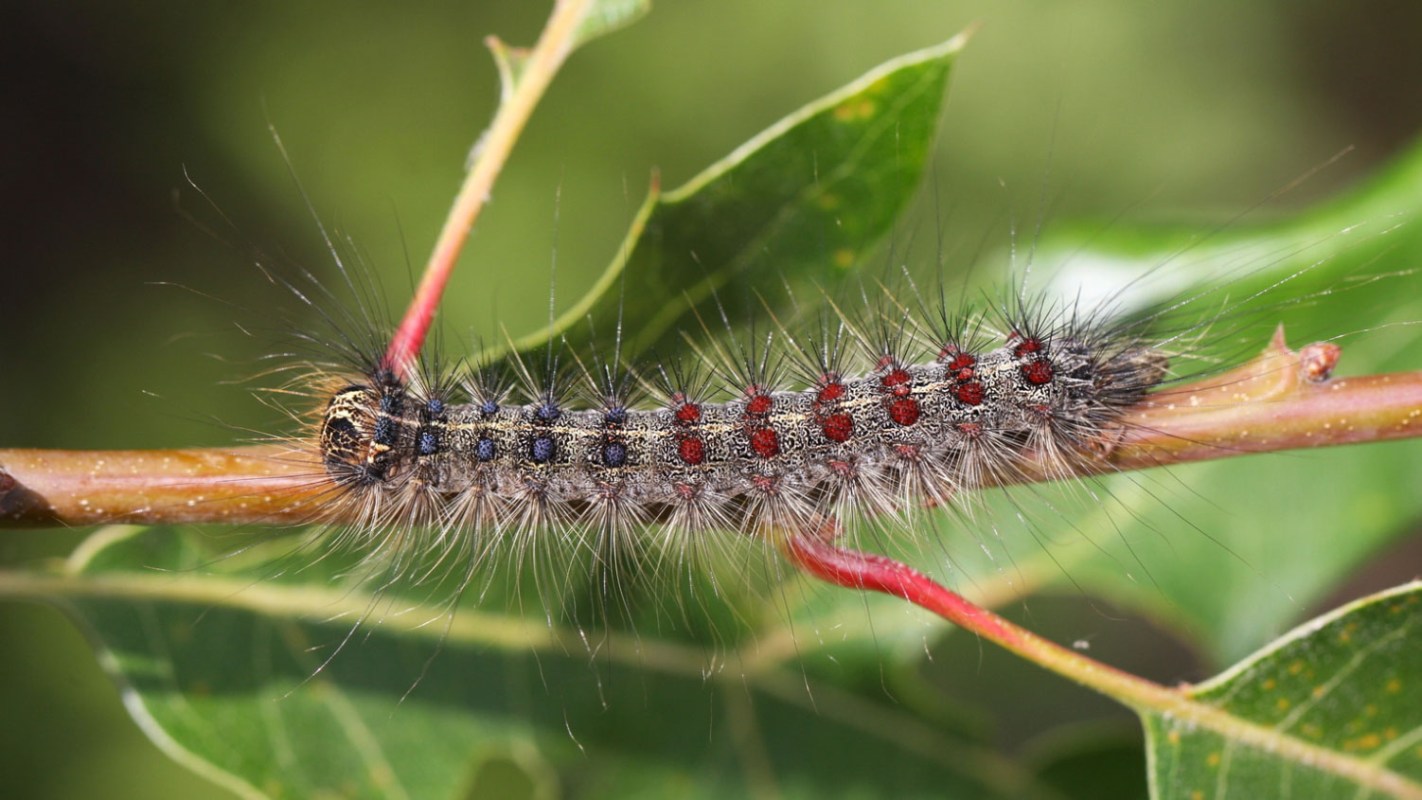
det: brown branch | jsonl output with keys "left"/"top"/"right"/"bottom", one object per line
{"left": 3, "top": 330, "right": 1421, "bottom": 529}
{"left": 0, "top": 446, "right": 312, "bottom": 527}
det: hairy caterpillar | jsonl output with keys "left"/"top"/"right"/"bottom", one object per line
{"left": 302, "top": 292, "right": 1171, "bottom": 580}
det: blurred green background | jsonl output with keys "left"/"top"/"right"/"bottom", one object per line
{"left": 2, "top": 1, "right": 1421, "bottom": 797}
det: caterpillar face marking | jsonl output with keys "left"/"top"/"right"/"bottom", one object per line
{"left": 316, "top": 326, "right": 1171, "bottom": 534}
{"left": 320, "top": 385, "right": 385, "bottom": 484}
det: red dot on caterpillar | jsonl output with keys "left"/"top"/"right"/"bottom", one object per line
{"left": 749, "top": 427, "right": 781, "bottom": 458}
{"left": 1012, "top": 336, "right": 1044, "bottom": 358}
{"left": 821, "top": 412, "right": 855, "bottom": 443}
{"left": 881, "top": 367, "right": 912, "bottom": 396}
{"left": 888, "top": 397, "right": 922, "bottom": 426}
{"left": 815, "top": 373, "right": 847, "bottom": 404}
{"left": 677, "top": 436, "right": 706, "bottom": 465}
{"left": 674, "top": 400, "right": 702, "bottom": 424}
{"left": 744, "top": 392, "right": 774, "bottom": 416}
{"left": 1022, "top": 360, "right": 1055, "bottom": 385}
{"left": 945, "top": 351, "right": 977, "bottom": 372}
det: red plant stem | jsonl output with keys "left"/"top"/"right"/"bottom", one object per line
{"left": 784, "top": 534, "right": 1422, "bottom": 800}
{"left": 783, "top": 533, "right": 1184, "bottom": 708}
{"left": 384, "top": 0, "right": 596, "bottom": 377}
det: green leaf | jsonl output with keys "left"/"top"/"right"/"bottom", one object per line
{"left": 1142, "top": 580, "right": 1422, "bottom": 799}
{"left": 0, "top": 526, "right": 1040, "bottom": 800}
{"left": 511, "top": 32, "right": 969, "bottom": 358}
{"left": 571, "top": 0, "right": 651, "bottom": 48}
{"left": 965, "top": 139, "right": 1422, "bottom": 665}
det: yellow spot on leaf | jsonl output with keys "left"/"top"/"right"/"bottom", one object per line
{"left": 1386, "top": 678, "right": 1402, "bottom": 693}
{"left": 1168, "top": 730, "right": 1181, "bottom": 745}
{"left": 1288, "top": 660, "right": 1305, "bottom": 675}
{"left": 1275, "top": 698, "right": 1291, "bottom": 712}
{"left": 1261, "top": 678, "right": 1276, "bottom": 691}
{"left": 834, "top": 248, "right": 856, "bottom": 269}
{"left": 833, "top": 98, "right": 877, "bottom": 122}
{"left": 1206, "top": 752, "right": 1221, "bottom": 768}
{"left": 1355, "top": 733, "right": 1382, "bottom": 751}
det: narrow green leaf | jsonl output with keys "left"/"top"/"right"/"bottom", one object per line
{"left": 1143, "top": 581, "right": 1422, "bottom": 799}
{"left": 512, "top": 32, "right": 970, "bottom": 358}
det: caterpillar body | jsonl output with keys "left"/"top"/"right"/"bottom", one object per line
{"left": 309, "top": 298, "right": 1173, "bottom": 569}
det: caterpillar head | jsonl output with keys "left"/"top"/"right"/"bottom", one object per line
{"left": 319, "top": 384, "right": 390, "bottom": 485}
